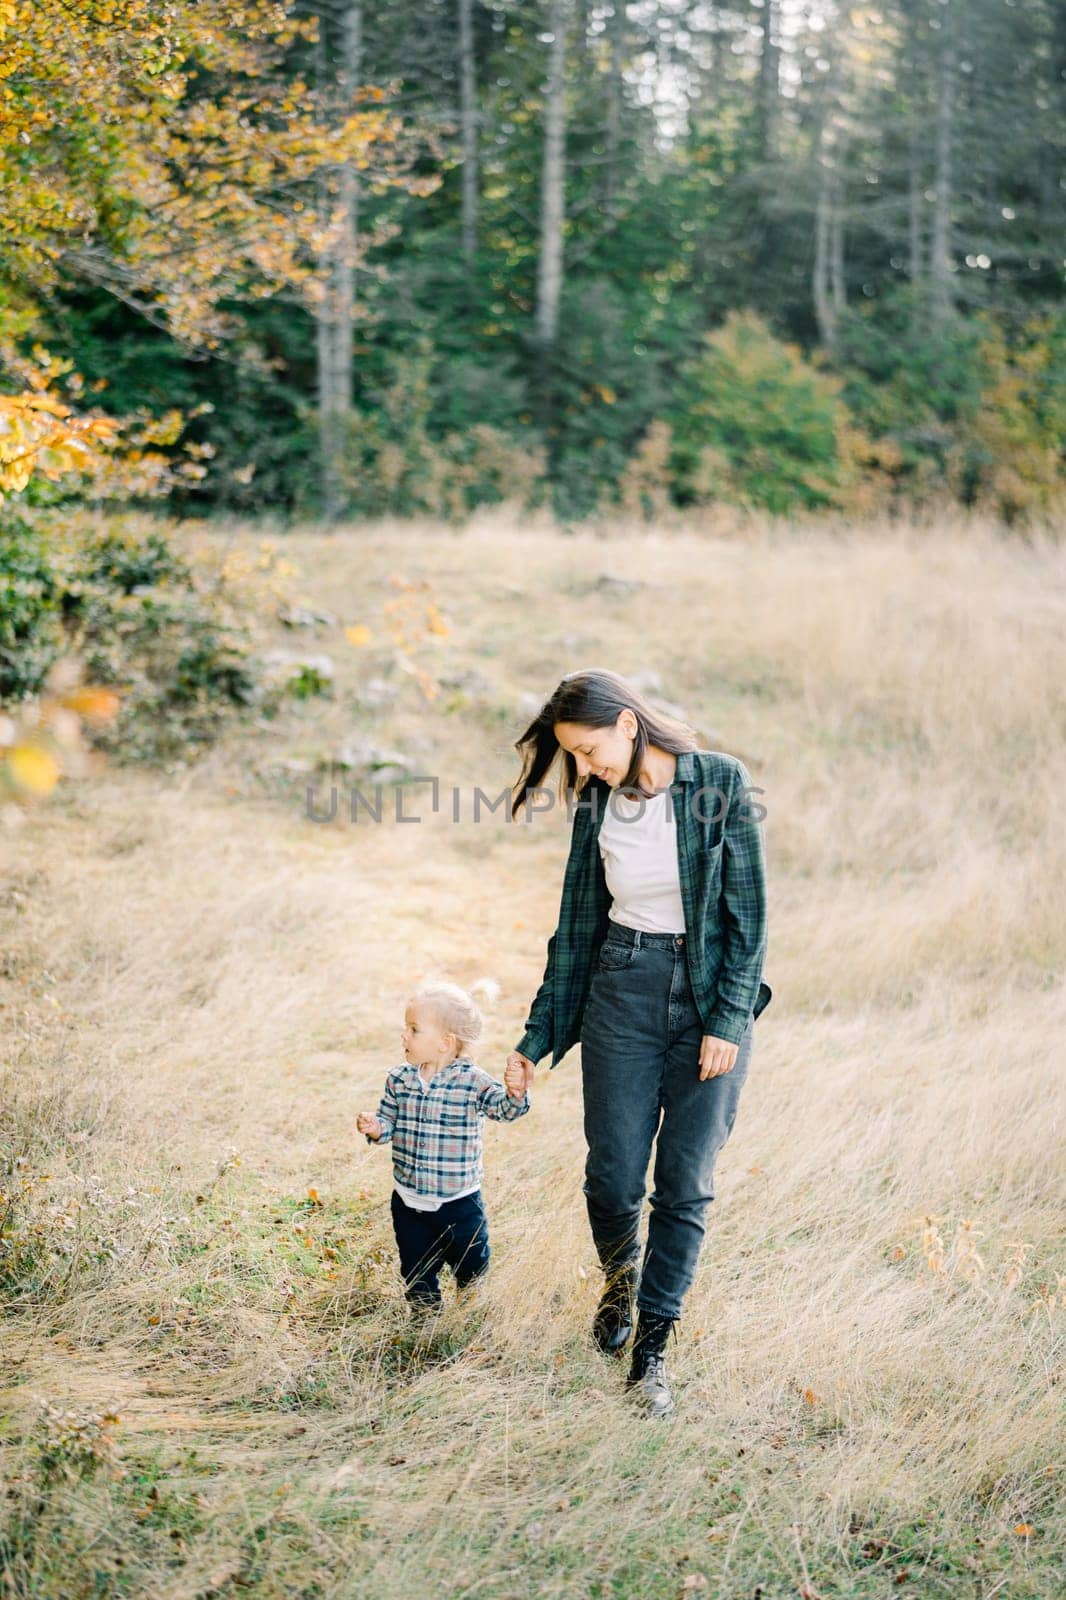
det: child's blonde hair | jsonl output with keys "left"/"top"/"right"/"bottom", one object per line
{"left": 409, "top": 978, "right": 497, "bottom": 1058}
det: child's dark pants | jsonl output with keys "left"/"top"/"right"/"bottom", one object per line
{"left": 390, "top": 1188, "right": 490, "bottom": 1306}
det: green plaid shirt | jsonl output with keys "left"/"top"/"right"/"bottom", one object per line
{"left": 514, "top": 749, "right": 772, "bottom": 1068}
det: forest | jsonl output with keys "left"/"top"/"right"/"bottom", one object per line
{"left": 1, "top": 0, "right": 1063, "bottom": 529}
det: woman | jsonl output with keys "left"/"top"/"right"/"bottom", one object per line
{"left": 506, "top": 668, "right": 772, "bottom": 1420}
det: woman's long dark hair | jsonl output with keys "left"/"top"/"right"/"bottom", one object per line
{"left": 510, "top": 668, "right": 701, "bottom": 820}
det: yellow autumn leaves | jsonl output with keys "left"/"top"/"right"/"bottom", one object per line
{"left": 2, "top": 1, "right": 428, "bottom": 355}
{"left": 0, "top": 661, "right": 120, "bottom": 805}
{"left": 0, "top": 391, "right": 118, "bottom": 495}
{"left": 344, "top": 574, "right": 450, "bottom": 702}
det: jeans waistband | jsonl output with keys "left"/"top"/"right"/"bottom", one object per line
{"left": 604, "top": 922, "right": 686, "bottom": 950}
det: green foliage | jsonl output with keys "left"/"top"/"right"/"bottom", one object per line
{"left": 667, "top": 311, "right": 849, "bottom": 514}
{"left": 77, "top": 524, "right": 190, "bottom": 592}
{"left": 0, "top": 513, "right": 260, "bottom": 763}
{"left": 0, "top": 514, "right": 66, "bottom": 699}
{"left": 615, "top": 420, "right": 675, "bottom": 522}
{"left": 948, "top": 315, "right": 1066, "bottom": 523}
{"left": 548, "top": 276, "right": 694, "bottom": 522}
{"left": 285, "top": 662, "right": 333, "bottom": 700}
{"left": 329, "top": 338, "right": 548, "bottom": 521}
{"left": 836, "top": 294, "right": 1066, "bottom": 518}
{"left": 72, "top": 594, "right": 258, "bottom": 766}
{"left": 836, "top": 289, "right": 987, "bottom": 456}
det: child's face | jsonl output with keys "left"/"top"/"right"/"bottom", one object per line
{"left": 401, "top": 1003, "right": 457, "bottom": 1067}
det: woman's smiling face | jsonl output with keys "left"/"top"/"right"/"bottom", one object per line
{"left": 554, "top": 713, "right": 637, "bottom": 787}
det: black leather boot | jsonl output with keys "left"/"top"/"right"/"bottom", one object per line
{"left": 592, "top": 1260, "right": 639, "bottom": 1355}
{"left": 625, "top": 1310, "right": 676, "bottom": 1419}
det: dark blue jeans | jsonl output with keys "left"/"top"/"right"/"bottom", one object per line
{"left": 579, "top": 923, "right": 755, "bottom": 1322}
{"left": 390, "top": 1188, "right": 490, "bottom": 1306}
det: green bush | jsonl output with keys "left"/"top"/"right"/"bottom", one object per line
{"left": 0, "top": 515, "right": 66, "bottom": 699}
{"left": 667, "top": 310, "right": 848, "bottom": 514}
{"left": 835, "top": 296, "right": 1065, "bottom": 518}
{"left": 948, "top": 314, "right": 1066, "bottom": 523}
{"left": 324, "top": 338, "right": 548, "bottom": 522}
{"left": 77, "top": 524, "right": 190, "bottom": 592}
{"left": 836, "top": 288, "right": 987, "bottom": 444}
{"left": 0, "top": 513, "right": 260, "bottom": 763}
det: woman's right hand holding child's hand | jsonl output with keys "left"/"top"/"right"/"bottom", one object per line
{"left": 357, "top": 1110, "right": 383, "bottom": 1140}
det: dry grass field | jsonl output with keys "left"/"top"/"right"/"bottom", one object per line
{"left": 1, "top": 510, "right": 1063, "bottom": 1599}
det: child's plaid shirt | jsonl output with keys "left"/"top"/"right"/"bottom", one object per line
{"left": 366, "top": 1056, "right": 530, "bottom": 1204}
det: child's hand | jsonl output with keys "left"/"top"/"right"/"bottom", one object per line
{"left": 506, "top": 1051, "right": 535, "bottom": 1095}
{"left": 357, "top": 1111, "right": 383, "bottom": 1140}
{"left": 504, "top": 1060, "right": 528, "bottom": 1100}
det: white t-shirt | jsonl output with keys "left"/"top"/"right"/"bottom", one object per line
{"left": 597, "top": 784, "right": 686, "bottom": 934}
{"left": 393, "top": 1065, "right": 481, "bottom": 1212}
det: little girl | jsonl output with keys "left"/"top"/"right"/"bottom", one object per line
{"left": 356, "top": 980, "right": 530, "bottom": 1313}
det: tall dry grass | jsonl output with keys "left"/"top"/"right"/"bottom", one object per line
{"left": 0, "top": 509, "right": 1063, "bottom": 1598}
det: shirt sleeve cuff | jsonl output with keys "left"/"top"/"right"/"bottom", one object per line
{"left": 703, "top": 1005, "right": 751, "bottom": 1047}
{"left": 514, "top": 1029, "right": 550, "bottom": 1067}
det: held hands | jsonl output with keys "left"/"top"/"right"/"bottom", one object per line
{"left": 504, "top": 1057, "right": 530, "bottom": 1100}
{"left": 356, "top": 1110, "right": 383, "bottom": 1140}
{"left": 505, "top": 1051, "right": 535, "bottom": 1096}
{"left": 698, "top": 1034, "right": 739, "bottom": 1080}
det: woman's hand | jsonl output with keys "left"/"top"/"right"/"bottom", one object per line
{"left": 506, "top": 1051, "right": 536, "bottom": 1094}
{"left": 698, "top": 1035, "right": 738, "bottom": 1080}
{"left": 356, "top": 1110, "right": 383, "bottom": 1140}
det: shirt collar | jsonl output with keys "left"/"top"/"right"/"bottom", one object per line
{"left": 584, "top": 751, "right": 700, "bottom": 835}
{"left": 401, "top": 1056, "right": 472, "bottom": 1081}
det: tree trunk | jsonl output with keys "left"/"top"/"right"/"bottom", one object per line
{"left": 317, "top": 1, "right": 363, "bottom": 523}
{"left": 1039, "top": 0, "right": 1066, "bottom": 229}
{"left": 813, "top": 135, "right": 835, "bottom": 349}
{"left": 813, "top": 91, "right": 847, "bottom": 351}
{"left": 929, "top": 0, "right": 954, "bottom": 322}
{"left": 908, "top": 111, "right": 924, "bottom": 286}
{"left": 692, "top": 5, "right": 725, "bottom": 118}
{"left": 756, "top": 0, "right": 779, "bottom": 161}
{"left": 458, "top": 0, "right": 478, "bottom": 280}
{"left": 603, "top": 0, "right": 624, "bottom": 213}
{"left": 830, "top": 156, "right": 847, "bottom": 326}
{"left": 535, "top": 0, "right": 568, "bottom": 426}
